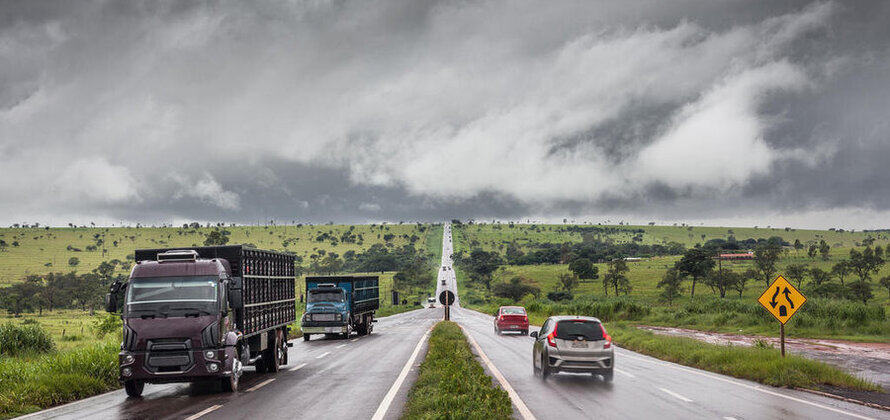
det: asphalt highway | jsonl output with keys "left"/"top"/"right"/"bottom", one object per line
{"left": 17, "top": 308, "right": 442, "bottom": 420}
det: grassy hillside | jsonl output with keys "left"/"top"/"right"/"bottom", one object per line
{"left": 453, "top": 223, "right": 890, "bottom": 342}
{"left": 0, "top": 223, "right": 438, "bottom": 284}
{"left": 454, "top": 222, "right": 888, "bottom": 252}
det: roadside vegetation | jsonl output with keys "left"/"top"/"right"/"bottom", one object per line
{"left": 401, "top": 321, "right": 513, "bottom": 420}
{"left": 608, "top": 322, "right": 881, "bottom": 392}
{"left": 0, "top": 323, "right": 118, "bottom": 419}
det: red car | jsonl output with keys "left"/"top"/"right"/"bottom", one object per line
{"left": 494, "top": 306, "right": 529, "bottom": 335}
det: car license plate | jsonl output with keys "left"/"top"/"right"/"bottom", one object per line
{"left": 571, "top": 340, "right": 588, "bottom": 348}
{"left": 510, "top": 325, "right": 519, "bottom": 329}
{"left": 325, "top": 327, "right": 340, "bottom": 333}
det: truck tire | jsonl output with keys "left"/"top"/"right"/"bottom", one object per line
{"left": 265, "top": 331, "right": 282, "bottom": 373}
{"left": 341, "top": 322, "right": 351, "bottom": 340}
{"left": 303, "top": 333, "right": 310, "bottom": 341}
{"left": 124, "top": 380, "right": 144, "bottom": 397}
{"left": 221, "top": 348, "right": 241, "bottom": 393}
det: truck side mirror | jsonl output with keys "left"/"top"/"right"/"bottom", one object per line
{"left": 105, "top": 280, "right": 123, "bottom": 313}
{"left": 227, "top": 279, "right": 243, "bottom": 309}
{"left": 105, "top": 292, "right": 118, "bottom": 313}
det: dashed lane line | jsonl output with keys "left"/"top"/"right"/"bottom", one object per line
{"left": 615, "top": 368, "right": 636, "bottom": 378}
{"left": 289, "top": 362, "right": 307, "bottom": 372}
{"left": 371, "top": 327, "right": 431, "bottom": 420}
{"left": 658, "top": 387, "right": 693, "bottom": 402}
{"left": 316, "top": 351, "right": 331, "bottom": 359}
{"left": 184, "top": 404, "right": 223, "bottom": 420}
{"left": 351, "top": 338, "right": 360, "bottom": 342}
{"left": 336, "top": 344, "right": 347, "bottom": 349}
{"left": 460, "top": 325, "right": 538, "bottom": 420}
{"left": 246, "top": 378, "right": 276, "bottom": 393}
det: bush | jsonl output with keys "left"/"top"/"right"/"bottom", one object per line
{"left": 547, "top": 291, "right": 573, "bottom": 302}
{"left": 0, "top": 323, "right": 55, "bottom": 356}
{"left": 92, "top": 313, "right": 121, "bottom": 339}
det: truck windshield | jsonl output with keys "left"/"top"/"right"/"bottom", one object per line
{"left": 308, "top": 291, "right": 344, "bottom": 303}
{"left": 127, "top": 276, "right": 218, "bottom": 306}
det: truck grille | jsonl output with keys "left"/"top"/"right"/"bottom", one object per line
{"left": 146, "top": 339, "right": 193, "bottom": 373}
{"left": 311, "top": 313, "right": 337, "bottom": 322}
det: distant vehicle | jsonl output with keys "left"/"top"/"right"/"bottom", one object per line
{"left": 494, "top": 306, "right": 529, "bottom": 335}
{"left": 105, "top": 246, "right": 296, "bottom": 397}
{"left": 302, "top": 276, "right": 379, "bottom": 341}
{"left": 441, "top": 279, "right": 446, "bottom": 286}
{"left": 427, "top": 297, "right": 437, "bottom": 308}
{"left": 531, "top": 316, "right": 613, "bottom": 382}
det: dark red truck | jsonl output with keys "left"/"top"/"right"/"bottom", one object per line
{"left": 105, "top": 245, "right": 295, "bottom": 397}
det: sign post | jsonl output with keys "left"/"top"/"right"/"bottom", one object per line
{"left": 757, "top": 275, "right": 807, "bottom": 357}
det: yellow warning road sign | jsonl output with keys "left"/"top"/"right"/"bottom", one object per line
{"left": 757, "top": 275, "right": 807, "bottom": 324}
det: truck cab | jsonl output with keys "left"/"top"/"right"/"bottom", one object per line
{"left": 106, "top": 247, "right": 295, "bottom": 397}
{"left": 302, "top": 276, "right": 379, "bottom": 341}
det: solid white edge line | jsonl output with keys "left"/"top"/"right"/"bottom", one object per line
{"left": 658, "top": 387, "right": 693, "bottom": 402}
{"left": 615, "top": 368, "right": 636, "bottom": 378}
{"left": 184, "top": 404, "right": 223, "bottom": 420}
{"left": 289, "top": 362, "right": 307, "bottom": 371}
{"left": 336, "top": 344, "right": 347, "bottom": 349}
{"left": 316, "top": 351, "right": 331, "bottom": 359}
{"left": 460, "top": 325, "right": 538, "bottom": 420}
{"left": 621, "top": 352, "right": 878, "bottom": 420}
{"left": 371, "top": 327, "right": 431, "bottom": 420}
{"left": 246, "top": 378, "right": 276, "bottom": 393}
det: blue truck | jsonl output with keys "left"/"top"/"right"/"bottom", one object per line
{"left": 301, "top": 276, "right": 379, "bottom": 340}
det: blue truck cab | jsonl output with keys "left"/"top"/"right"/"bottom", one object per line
{"left": 301, "top": 276, "right": 379, "bottom": 340}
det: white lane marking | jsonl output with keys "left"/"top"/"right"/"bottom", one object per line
{"left": 724, "top": 417, "right": 739, "bottom": 420}
{"left": 371, "top": 328, "right": 431, "bottom": 420}
{"left": 246, "top": 378, "right": 276, "bottom": 392}
{"left": 316, "top": 351, "right": 331, "bottom": 359}
{"left": 351, "top": 338, "right": 360, "bottom": 342}
{"left": 289, "top": 362, "right": 307, "bottom": 371}
{"left": 658, "top": 387, "right": 693, "bottom": 402}
{"left": 615, "top": 368, "right": 636, "bottom": 378}
{"left": 184, "top": 404, "right": 223, "bottom": 420}
{"left": 621, "top": 352, "right": 879, "bottom": 420}
{"left": 336, "top": 344, "right": 347, "bottom": 349}
{"left": 460, "top": 325, "right": 538, "bottom": 420}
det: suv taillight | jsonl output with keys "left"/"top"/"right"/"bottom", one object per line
{"left": 547, "top": 323, "right": 558, "bottom": 347}
{"left": 600, "top": 324, "right": 612, "bottom": 349}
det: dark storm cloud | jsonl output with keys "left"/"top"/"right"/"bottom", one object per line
{"left": 1, "top": 0, "right": 889, "bottom": 228}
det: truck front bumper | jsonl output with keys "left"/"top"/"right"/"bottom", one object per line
{"left": 301, "top": 321, "right": 348, "bottom": 334}
{"left": 119, "top": 348, "right": 232, "bottom": 384}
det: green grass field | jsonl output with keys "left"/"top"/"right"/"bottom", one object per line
{"left": 0, "top": 223, "right": 437, "bottom": 284}
{"left": 453, "top": 223, "right": 890, "bottom": 342}
{"left": 453, "top": 223, "right": 889, "bottom": 251}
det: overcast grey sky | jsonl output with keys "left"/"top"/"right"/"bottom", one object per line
{"left": 1, "top": 0, "right": 889, "bottom": 229}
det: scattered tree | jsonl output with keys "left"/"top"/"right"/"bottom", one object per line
{"left": 675, "top": 248, "right": 715, "bottom": 298}
{"left": 657, "top": 268, "right": 683, "bottom": 305}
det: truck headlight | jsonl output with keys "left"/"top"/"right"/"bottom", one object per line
{"left": 205, "top": 351, "right": 216, "bottom": 360}
{"left": 207, "top": 363, "right": 219, "bottom": 373}
{"left": 335, "top": 313, "right": 342, "bottom": 321}
{"left": 122, "top": 353, "right": 135, "bottom": 365}
{"left": 121, "top": 367, "right": 133, "bottom": 377}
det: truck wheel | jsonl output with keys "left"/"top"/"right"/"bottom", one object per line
{"left": 124, "top": 380, "right": 144, "bottom": 397}
{"left": 266, "top": 331, "right": 282, "bottom": 373}
{"left": 221, "top": 350, "right": 241, "bottom": 393}
{"left": 341, "top": 322, "right": 351, "bottom": 340}
{"left": 303, "top": 333, "right": 310, "bottom": 342}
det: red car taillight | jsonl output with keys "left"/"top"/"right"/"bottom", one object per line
{"left": 498, "top": 315, "right": 504, "bottom": 321}
{"left": 601, "top": 324, "right": 612, "bottom": 349}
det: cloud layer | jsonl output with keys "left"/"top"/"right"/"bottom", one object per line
{"left": 1, "top": 0, "right": 889, "bottom": 228}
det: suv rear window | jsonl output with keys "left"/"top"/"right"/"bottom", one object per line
{"left": 501, "top": 308, "right": 526, "bottom": 315}
{"left": 555, "top": 320, "right": 604, "bottom": 341}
